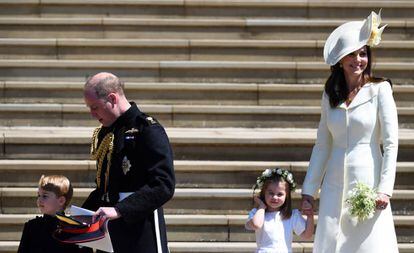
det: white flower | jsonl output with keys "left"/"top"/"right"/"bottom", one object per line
{"left": 287, "top": 173, "right": 293, "bottom": 181}
{"left": 346, "top": 182, "right": 376, "bottom": 222}
{"left": 262, "top": 169, "right": 272, "bottom": 177}
{"left": 367, "top": 10, "right": 387, "bottom": 47}
{"left": 254, "top": 168, "right": 297, "bottom": 191}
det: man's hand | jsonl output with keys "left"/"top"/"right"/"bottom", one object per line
{"left": 93, "top": 207, "right": 121, "bottom": 222}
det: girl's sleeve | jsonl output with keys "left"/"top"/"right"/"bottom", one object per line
{"left": 302, "top": 92, "right": 333, "bottom": 197}
{"left": 377, "top": 81, "right": 398, "bottom": 196}
{"left": 292, "top": 209, "right": 306, "bottom": 236}
{"left": 245, "top": 208, "right": 258, "bottom": 230}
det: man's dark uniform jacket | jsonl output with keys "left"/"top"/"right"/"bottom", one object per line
{"left": 82, "top": 103, "right": 175, "bottom": 253}
{"left": 18, "top": 214, "right": 89, "bottom": 253}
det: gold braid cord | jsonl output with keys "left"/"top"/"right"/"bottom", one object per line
{"left": 90, "top": 127, "right": 114, "bottom": 193}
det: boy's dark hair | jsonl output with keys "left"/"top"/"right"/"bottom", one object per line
{"left": 38, "top": 175, "right": 73, "bottom": 209}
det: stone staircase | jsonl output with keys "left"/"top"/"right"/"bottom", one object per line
{"left": 0, "top": 1, "right": 414, "bottom": 252}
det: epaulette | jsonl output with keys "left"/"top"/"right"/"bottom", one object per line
{"left": 145, "top": 116, "right": 158, "bottom": 125}
{"left": 136, "top": 113, "right": 159, "bottom": 127}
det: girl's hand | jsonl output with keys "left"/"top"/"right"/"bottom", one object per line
{"left": 376, "top": 192, "right": 390, "bottom": 210}
{"left": 253, "top": 195, "right": 267, "bottom": 210}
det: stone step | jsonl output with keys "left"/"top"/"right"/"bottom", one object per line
{"left": 1, "top": 241, "right": 414, "bottom": 253}
{"left": 0, "top": 81, "right": 321, "bottom": 105}
{"left": 3, "top": 81, "right": 414, "bottom": 107}
{"left": 1, "top": 38, "right": 414, "bottom": 62}
{"left": 0, "top": 59, "right": 413, "bottom": 84}
{"left": 1, "top": 187, "right": 413, "bottom": 215}
{"left": 1, "top": 127, "right": 414, "bottom": 161}
{"left": 171, "top": 241, "right": 414, "bottom": 253}
{"left": 1, "top": 160, "right": 414, "bottom": 189}
{"left": 1, "top": 103, "right": 414, "bottom": 129}
{"left": 0, "top": 17, "right": 411, "bottom": 40}
{"left": 1, "top": 214, "right": 413, "bottom": 242}
{"left": 1, "top": 0, "right": 414, "bottom": 19}
{"left": 0, "top": 241, "right": 294, "bottom": 253}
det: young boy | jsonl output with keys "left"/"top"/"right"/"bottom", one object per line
{"left": 18, "top": 175, "right": 90, "bottom": 253}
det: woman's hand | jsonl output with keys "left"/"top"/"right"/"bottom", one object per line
{"left": 253, "top": 195, "right": 267, "bottom": 210}
{"left": 376, "top": 192, "right": 390, "bottom": 210}
{"left": 301, "top": 194, "right": 315, "bottom": 216}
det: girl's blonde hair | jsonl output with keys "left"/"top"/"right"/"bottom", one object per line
{"left": 38, "top": 175, "right": 73, "bottom": 209}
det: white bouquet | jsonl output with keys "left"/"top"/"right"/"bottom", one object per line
{"left": 345, "top": 182, "right": 377, "bottom": 222}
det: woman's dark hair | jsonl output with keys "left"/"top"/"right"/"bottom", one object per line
{"left": 324, "top": 46, "right": 388, "bottom": 108}
{"left": 259, "top": 176, "right": 293, "bottom": 220}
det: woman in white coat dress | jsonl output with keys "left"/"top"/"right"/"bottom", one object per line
{"left": 301, "top": 11, "right": 399, "bottom": 253}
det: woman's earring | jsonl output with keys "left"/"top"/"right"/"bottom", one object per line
{"left": 339, "top": 63, "right": 343, "bottom": 68}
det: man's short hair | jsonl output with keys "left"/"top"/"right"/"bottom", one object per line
{"left": 85, "top": 73, "right": 125, "bottom": 99}
{"left": 38, "top": 175, "right": 73, "bottom": 209}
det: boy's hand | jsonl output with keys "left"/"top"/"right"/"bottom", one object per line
{"left": 253, "top": 195, "right": 267, "bottom": 210}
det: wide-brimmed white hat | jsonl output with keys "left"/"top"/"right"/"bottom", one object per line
{"left": 324, "top": 10, "right": 387, "bottom": 66}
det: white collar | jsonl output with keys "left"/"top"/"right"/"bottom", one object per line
{"left": 338, "top": 82, "right": 379, "bottom": 109}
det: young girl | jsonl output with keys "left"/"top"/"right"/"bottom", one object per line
{"left": 245, "top": 168, "right": 314, "bottom": 253}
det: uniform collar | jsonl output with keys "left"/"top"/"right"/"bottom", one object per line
{"left": 106, "top": 102, "right": 139, "bottom": 131}
{"left": 338, "top": 82, "right": 378, "bottom": 109}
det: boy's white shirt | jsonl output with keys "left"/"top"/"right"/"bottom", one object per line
{"left": 69, "top": 205, "right": 114, "bottom": 253}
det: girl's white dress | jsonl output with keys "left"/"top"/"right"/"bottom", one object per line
{"left": 246, "top": 208, "right": 306, "bottom": 253}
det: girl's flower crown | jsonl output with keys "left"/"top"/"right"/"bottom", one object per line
{"left": 253, "top": 168, "right": 297, "bottom": 191}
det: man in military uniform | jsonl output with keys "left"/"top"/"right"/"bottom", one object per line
{"left": 82, "top": 72, "right": 175, "bottom": 253}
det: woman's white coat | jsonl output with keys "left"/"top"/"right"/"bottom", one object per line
{"left": 302, "top": 81, "right": 399, "bottom": 253}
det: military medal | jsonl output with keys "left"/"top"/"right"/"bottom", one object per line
{"left": 122, "top": 156, "right": 131, "bottom": 175}
{"left": 125, "top": 128, "right": 139, "bottom": 136}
